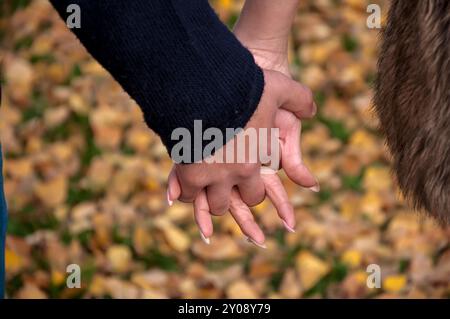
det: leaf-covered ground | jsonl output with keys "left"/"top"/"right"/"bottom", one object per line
{"left": 0, "top": 0, "right": 449, "bottom": 298}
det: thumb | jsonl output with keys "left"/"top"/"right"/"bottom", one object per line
{"left": 279, "top": 116, "right": 319, "bottom": 191}
{"left": 167, "top": 167, "right": 181, "bottom": 205}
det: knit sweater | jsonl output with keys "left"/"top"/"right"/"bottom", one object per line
{"left": 50, "top": 0, "right": 264, "bottom": 162}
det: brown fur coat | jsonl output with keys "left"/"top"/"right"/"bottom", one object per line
{"left": 374, "top": 0, "right": 450, "bottom": 223}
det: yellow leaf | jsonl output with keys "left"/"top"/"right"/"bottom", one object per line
{"left": 227, "top": 280, "right": 258, "bottom": 299}
{"left": 296, "top": 251, "right": 330, "bottom": 291}
{"left": 383, "top": 275, "right": 407, "bottom": 293}
{"left": 51, "top": 270, "right": 66, "bottom": 286}
{"left": 363, "top": 166, "right": 392, "bottom": 192}
{"left": 34, "top": 176, "right": 67, "bottom": 208}
{"left": 5, "top": 248, "right": 24, "bottom": 273}
{"left": 354, "top": 270, "right": 368, "bottom": 285}
{"left": 341, "top": 249, "right": 362, "bottom": 268}
{"left": 133, "top": 225, "right": 153, "bottom": 255}
{"left": 252, "top": 200, "right": 268, "bottom": 215}
{"left": 89, "top": 275, "right": 107, "bottom": 297}
{"left": 107, "top": 245, "right": 132, "bottom": 273}
{"left": 191, "top": 235, "right": 244, "bottom": 260}
{"left": 154, "top": 218, "right": 190, "bottom": 252}
{"left": 218, "top": 0, "right": 232, "bottom": 10}
{"left": 164, "top": 225, "right": 190, "bottom": 253}
{"left": 360, "top": 191, "right": 385, "bottom": 224}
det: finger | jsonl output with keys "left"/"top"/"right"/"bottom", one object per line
{"left": 261, "top": 171, "right": 296, "bottom": 232}
{"left": 229, "top": 188, "right": 266, "bottom": 248}
{"left": 280, "top": 118, "right": 319, "bottom": 190}
{"left": 237, "top": 175, "right": 265, "bottom": 207}
{"left": 206, "top": 183, "right": 232, "bottom": 216}
{"left": 175, "top": 167, "right": 204, "bottom": 203}
{"left": 178, "top": 181, "right": 202, "bottom": 203}
{"left": 277, "top": 76, "right": 316, "bottom": 119}
{"left": 167, "top": 168, "right": 181, "bottom": 205}
{"left": 194, "top": 190, "right": 213, "bottom": 243}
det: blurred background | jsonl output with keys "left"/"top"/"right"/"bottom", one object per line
{"left": 0, "top": 0, "right": 449, "bottom": 299}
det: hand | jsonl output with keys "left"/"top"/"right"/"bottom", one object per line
{"left": 239, "top": 38, "right": 318, "bottom": 188}
{"left": 235, "top": 3, "right": 317, "bottom": 189}
{"left": 168, "top": 69, "right": 315, "bottom": 215}
{"left": 188, "top": 5, "right": 317, "bottom": 246}
{"left": 167, "top": 70, "right": 318, "bottom": 246}
{"left": 168, "top": 167, "right": 297, "bottom": 248}
{"left": 167, "top": 0, "right": 318, "bottom": 247}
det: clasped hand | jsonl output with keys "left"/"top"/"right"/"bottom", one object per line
{"left": 167, "top": 68, "right": 318, "bottom": 247}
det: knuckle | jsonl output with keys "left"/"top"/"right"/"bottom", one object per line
{"left": 210, "top": 200, "right": 229, "bottom": 216}
{"left": 210, "top": 207, "right": 228, "bottom": 216}
{"left": 246, "top": 192, "right": 265, "bottom": 207}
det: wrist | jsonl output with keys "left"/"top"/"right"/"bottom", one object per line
{"left": 234, "top": 19, "right": 290, "bottom": 49}
{"left": 234, "top": 28, "right": 289, "bottom": 75}
{"left": 233, "top": 0, "right": 298, "bottom": 48}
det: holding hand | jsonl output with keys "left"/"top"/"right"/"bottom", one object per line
{"left": 167, "top": 0, "right": 318, "bottom": 247}
{"left": 167, "top": 70, "right": 318, "bottom": 246}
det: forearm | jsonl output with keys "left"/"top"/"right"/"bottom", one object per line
{"left": 50, "top": 0, "right": 264, "bottom": 162}
{"left": 234, "top": 0, "right": 299, "bottom": 52}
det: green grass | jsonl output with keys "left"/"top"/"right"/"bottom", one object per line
{"left": 22, "top": 90, "right": 47, "bottom": 122}
{"left": 140, "top": 248, "right": 179, "bottom": 272}
{"left": 226, "top": 13, "right": 239, "bottom": 29}
{"left": 112, "top": 226, "right": 133, "bottom": 247}
{"left": 314, "top": 91, "right": 327, "bottom": 108}
{"left": 14, "top": 35, "right": 33, "bottom": 51}
{"left": 7, "top": 208, "right": 59, "bottom": 237}
{"left": 319, "top": 116, "right": 351, "bottom": 143}
{"left": 77, "top": 230, "right": 94, "bottom": 248}
{"left": 342, "top": 169, "right": 364, "bottom": 192}
{"left": 398, "top": 258, "right": 410, "bottom": 273}
{"left": 30, "top": 54, "right": 56, "bottom": 64}
{"left": 66, "top": 185, "right": 96, "bottom": 206}
{"left": 304, "top": 260, "right": 348, "bottom": 297}
{"left": 64, "top": 64, "right": 83, "bottom": 85}
{"left": 318, "top": 188, "right": 332, "bottom": 203}
{"left": 342, "top": 34, "right": 359, "bottom": 53}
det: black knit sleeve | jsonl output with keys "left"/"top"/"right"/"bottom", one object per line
{"left": 49, "top": 0, "right": 264, "bottom": 162}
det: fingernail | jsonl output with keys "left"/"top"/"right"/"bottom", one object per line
{"left": 246, "top": 237, "right": 267, "bottom": 249}
{"left": 200, "top": 231, "right": 210, "bottom": 245}
{"left": 282, "top": 220, "right": 296, "bottom": 233}
{"left": 166, "top": 190, "right": 173, "bottom": 206}
{"left": 309, "top": 179, "right": 320, "bottom": 193}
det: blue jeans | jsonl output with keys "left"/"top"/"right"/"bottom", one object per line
{"left": 0, "top": 145, "right": 7, "bottom": 298}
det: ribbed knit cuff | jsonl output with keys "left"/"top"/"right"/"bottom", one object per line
{"left": 50, "top": 0, "right": 265, "bottom": 163}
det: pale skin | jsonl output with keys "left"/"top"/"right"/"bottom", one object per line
{"left": 168, "top": 0, "right": 314, "bottom": 248}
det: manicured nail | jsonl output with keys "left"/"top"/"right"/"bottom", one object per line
{"left": 246, "top": 237, "right": 267, "bottom": 249}
{"left": 200, "top": 231, "right": 210, "bottom": 245}
{"left": 282, "top": 220, "right": 296, "bottom": 233}
{"left": 309, "top": 179, "right": 320, "bottom": 193}
{"left": 166, "top": 189, "right": 173, "bottom": 206}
